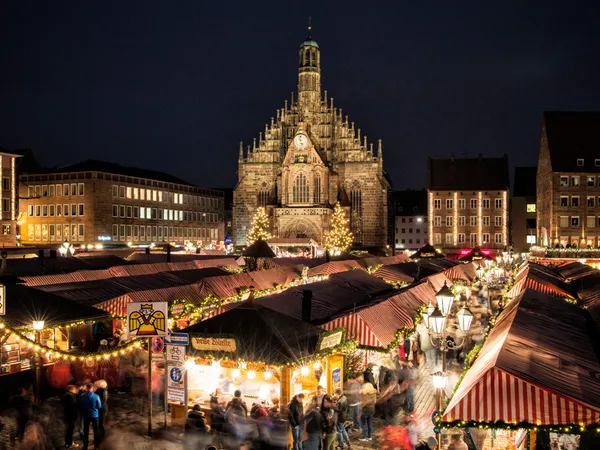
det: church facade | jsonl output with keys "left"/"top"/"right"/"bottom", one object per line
{"left": 233, "top": 32, "right": 390, "bottom": 248}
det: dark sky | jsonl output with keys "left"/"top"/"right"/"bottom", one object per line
{"left": 2, "top": 1, "right": 599, "bottom": 190}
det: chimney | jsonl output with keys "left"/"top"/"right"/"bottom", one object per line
{"left": 302, "top": 289, "right": 313, "bottom": 323}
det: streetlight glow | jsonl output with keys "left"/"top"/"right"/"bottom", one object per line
{"left": 429, "top": 307, "right": 446, "bottom": 335}
{"left": 432, "top": 371, "right": 448, "bottom": 389}
{"left": 435, "top": 282, "right": 455, "bottom": 317}
{"left": 457, "top": 306, "right": 474, "bottom": 332}
{"left": 32, "top": 321, "right": 45, "bottom": 331}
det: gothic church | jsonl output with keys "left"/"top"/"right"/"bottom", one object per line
{"left": 233, "top": 30, "right": 390, "bottom": 247}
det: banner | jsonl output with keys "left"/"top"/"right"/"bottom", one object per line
{"left": 126, "top": 302, "right": 168, "bottom": 337}
{"left": 191, "top": 337, "right": 237, "bottom": 352}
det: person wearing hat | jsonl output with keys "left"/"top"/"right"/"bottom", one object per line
{"left": 320, "top": 394, "right": 337, "bottom": 450}
{"left": 358, "top": 383, "right": 376, "bottom": 442}
{"left": 287, "top": 392, "right": 306, "bottom": 450}
{"left": 415, "top": 436, "right": 438, "bottom": 450}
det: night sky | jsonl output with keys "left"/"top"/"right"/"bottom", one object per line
{"left": 2, "top": 1, "right": 599, "bottom": 190}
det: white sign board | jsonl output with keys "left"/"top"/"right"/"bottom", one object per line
{"left": 167, "top": 388, "right": 185, "bottom": 403}
{"left": 191, "top": 337, "right": 236, "bottom": 352}
{"left": 166, "top": 345, "right": 186, "bottom": 363}
{"left": 318, "top": 331, "right": 343, "bottom": 351}
{"left": 126, "top": 302, "right": 168, "bottom": 337}
{"left": 165, "top": 333, "right": 189, "bottom": 345}
{"left": 0, "top": 284, "right": 5, "bottom": 316}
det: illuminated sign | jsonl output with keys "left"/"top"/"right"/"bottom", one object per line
{"left": 526, "top": 204, "right": 536, "bottom": 213}
{"left": 98, "top": 236, "right": 112, "bottom": 241}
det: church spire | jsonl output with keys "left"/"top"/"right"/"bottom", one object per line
{"left": 298, "top": 23, "right": 321, "bottom": 109}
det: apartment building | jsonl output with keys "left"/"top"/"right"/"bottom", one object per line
{"left": 392, "top": 189, "right": 428, "bottom": 250}
{"left": 19, "top": 160, "right": 224, "bottom": 246}
{"left": 427, "top": 155, "right": 510, "bottom": 253}
{"left": 537, "top": 111, "right": 600, "bottom": 248}
{"left": 0, "top": 148, "right": 21, "bottom": 246}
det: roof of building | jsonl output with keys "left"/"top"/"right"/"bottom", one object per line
{"left": 392, "top": 189, "right": 427, "bottom": 215}
{"left": 427, "top": 155, "right": 510, "bottom": 191}
{"left": 184, "top": 301, "right": 323, "bottom": 364}
{"left": 513, "top": 166, "right": 537, "bottom": 197}
{"left": 46, "top": 159, "right": 196, "bottom": 187}
{"left": 543, "top": 111, "right": 600, "bottom": 173}
{"left": 300, "top": 37, "right": 319, "bottom": 48}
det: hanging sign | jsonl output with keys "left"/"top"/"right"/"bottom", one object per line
{"left": 0, "top": 284, "right": 5, "bottom": 315}
{"left": 126, "top": 302, "right": 168, "bottom": 337}
{"left": 191, "top": 337, "right": 236, "bottom": 352}
{"left": 318, "top": 331, "right": 343, "bottom": 351}
{"left": 165, "top": 332, "right": 189, "bottom": 346}
{"left": 166, "top": 363, "right": 187, "bottom": 403}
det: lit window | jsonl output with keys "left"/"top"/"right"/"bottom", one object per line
{"left": 526, "top": 204, "right": 536, "bottom": 213}
{"left": 434, "top": 199, "right": 441, "bottom": 210}
{"left": 596, "top": 159, "right": 600, "bottom": 167}
{"left": 560, "top": 177, "right": 569, "bottom": 187}
{"left": 526, "top": 235, "right": 536, "bottom": 244}
{"left": 292, "top": 174, "right": 309, "bottom": 203}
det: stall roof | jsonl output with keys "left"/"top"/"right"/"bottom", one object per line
{"left": 2, "top": 284, "right": 110, "bottom": 328}
{"left": 183, "top": 300, "right": 324, "bottom": 365}
{"left": 443, "top": 289, "right": 600, "bottom": 425}
{"left": 508, "top": 262, "right": 576, "bottom": 299}
{"left": 307, "top": 260, "right": 366, "bottom": 277}
{"left": 254, "top": 270, "right": 397, "bottom": 325}
{"left": 1, "top": 255, "right": 130, "bottom": 278}
{"left": 551, "top": 261, "right": 597, "bottom": 281}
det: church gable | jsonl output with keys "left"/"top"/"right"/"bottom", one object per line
{"left": 282, "top": 128, "right": 326, "bottom": 168}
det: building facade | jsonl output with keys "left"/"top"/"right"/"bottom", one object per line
{"left": 19, "top": 160, "right": 224, "bottom": 246}
{"left": 392, "top": 190, "right": 428, "bottom": 251}
{"left": 537, "top": 111, "right": 600, "bottom": 248}
{"left": 0, "top": 149, "right": 22, "bottom": 246}
{"left": 511, "top": 167, "right": 537, "bottom": 252}
{"left": 427, "top": 155, "right": 510, "bottom": 253}
{"left": 233, "top": 31, "right": 390, "bottom": 248}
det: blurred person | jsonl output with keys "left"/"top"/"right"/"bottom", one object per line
{"left": 405, "top": 362, "right": 418, "bottom": 415}
{"left": 184, "top": 404, "right": 208, "bottom": 450}
{"left": 321, "top": 395, "right": 337, "bottom": 450}
{"left": 61, "top": 384, "right": 80, "bottom": 448}
{"left": 344, "top": 376, "right": 362, "bottom": 432}
{"left": 269, "top": 397, "right": 281, "bottom": 420}
{"left": 227, "top": 390, "right": 248, "bottom": 416}
{"left": 333, "top": 388, "right": 351, "bottom": 449}
{"left": 10, "top": 386, "right": 33, "bottom": 441}
{"left": 78, "top": 383, "right": 102, "bottom": 450}
{"left": 358, "top": 383, "right": 376, "bottom": 442}
{"left": 404, "top": 416, "right": 418, "bottom": 450}
{"left": 251, "top": 401, "right": 271, "bottom": 445}
{"left": 415, "top": 436, "right": 438, "bottom": 450}
{"left": 226, "top": 391, "right": 249, "bottom": 445}
{"left": 363, "top": 364, "right": 375, "bottom": 386}
{"left": 287, "top": 392, "right": 305, "bottom": 450}
{"left": 209, "top": 396, "right": 226, "bottom": 449}
{"left": 313, "top": 385, "right": 326, "bottom": 408}
{"left": 94, "top": 379, "right": 109, "bottom": 440}
{"left": 447, "top": 432, "right": 468, "bottom": 450}
{"left": 303, "top": 397, "right": 323, "bottom": 450}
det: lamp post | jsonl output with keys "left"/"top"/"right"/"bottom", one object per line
{"left": 32, "top": 320, "right": 45, "bottom": 403}
{"left": 423, "top": 282, "right": 474, "bottom": 450}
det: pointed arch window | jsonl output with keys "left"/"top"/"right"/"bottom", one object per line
{"left": 258, "top": 183, "right": 270, "bottom": 207}
{"left": 350, "top": 182, "right": 362, "bottom": 242}
{"left": 313, "top": 174, "right": 321, "bottom": 204}
{"left": 293, "top": 173, "right": 309, "bottom": 203}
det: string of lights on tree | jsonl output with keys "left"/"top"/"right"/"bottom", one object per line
{"left": 323, "top": 202, "right": 353, "bottom": 255}
{"left": 246, "top": 207, "right": 272, "bottom": 244}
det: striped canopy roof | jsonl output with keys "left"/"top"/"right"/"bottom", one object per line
{"left": 443, "top": 288, "right": 600, "bottom": 426}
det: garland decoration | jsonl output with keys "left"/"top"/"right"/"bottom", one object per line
{"left": 0, "top": 320, "right": 143, "bottom": 362}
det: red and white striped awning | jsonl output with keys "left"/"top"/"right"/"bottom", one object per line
{"left": 444, "top": 366, "right": 600, "bottom": 425}
{"left": 321, "top": 313, "right": 383, "bottom": 347}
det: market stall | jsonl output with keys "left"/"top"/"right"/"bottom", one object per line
{"left": 173, "top": 300, "right": 347, "bottom": 426}
{"left": 441, "top": 288, "right": 600, "bottom": 450}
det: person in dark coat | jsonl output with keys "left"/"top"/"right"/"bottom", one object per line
{"left": 321, "top": 395, "right": 337, "bottom": 450}
{"left": 185, "top": 404, "right": 208, "bottom": 450}
{"left": 287, "top": 392, "right": 305, "bottom": 450}
{"left": 363, "top": 364, "right": 375, "bottom": 386}
{"left": 334, "top": 388, "right": 351, "bottom": 449}
{"left": 304, "top": 397, "right": 323, "bottom": 450}
{"left": 10, "top": 386, "right": 33, "bottom": 441}
{"left": 61, "top": 385, "right": 79, "bottom": 448}
{"left": 209, "top": 396, "right": 226, "bottom": 448}
{"left": 94, "top": 379, "right": 109, "bottom": 440}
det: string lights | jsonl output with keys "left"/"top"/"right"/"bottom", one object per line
{"left": 246, "top": 207, "right": 272, "bottom": 244}
{"left": 323, "top": 202, "right": 353, "bottom": 255}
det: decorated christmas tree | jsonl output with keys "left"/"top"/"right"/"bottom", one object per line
{"left": 323, "top": 202, "right": 353, "bottom": 255}
{"left": 247, "top": 207, "right": 272, "bottom": 244}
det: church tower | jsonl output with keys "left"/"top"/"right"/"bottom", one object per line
{"left": 297, "top": 24, "right": 321, "bottom": 115}
{"left": 233, "top": 28, "right": 391, "bottom": 249}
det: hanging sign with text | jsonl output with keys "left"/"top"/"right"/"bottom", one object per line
{"left": 191, "top": 337, "right": 237, "bottom": 352}
{"left": 318, "top": 331, "right": 343, "bottom": 351}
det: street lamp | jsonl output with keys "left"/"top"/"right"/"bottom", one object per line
{"left": 32, "top": 320, "right": 45, "bottom": 403}
{"left": 427, "top": 284, "right": 475, "bottom": 450}
{"left": 422, "top": 301, "right": 435, "bottom": 329}
{"left": 435, "top": 282, "right": 455, "bottom": 317}
{"left": 476, "top": 266, "right": 485, "bottom": 280}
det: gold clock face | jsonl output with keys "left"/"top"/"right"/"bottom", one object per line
{"left": 294, "top": 134, "right": 307, "bottom": 149}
